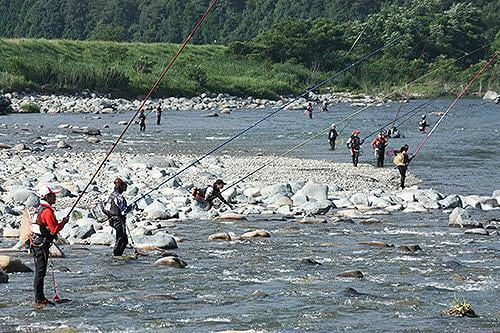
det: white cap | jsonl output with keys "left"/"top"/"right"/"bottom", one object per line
{"left": 38, "top": 185, "right": 60, "bottom": 198}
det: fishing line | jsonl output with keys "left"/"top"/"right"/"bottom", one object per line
{"left": 131, "top": 29, "right": 419, "bottom": 203}
{"left": 411, "top": 51, "right": 498, "bottom": 161}
{"left": 67, "top": 0, "right": 220, "bottom": 217}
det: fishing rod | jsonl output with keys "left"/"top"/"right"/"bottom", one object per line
{"left": 410, "top": 51, "right": 499, "bottom": 162}
{"left": 130, "top": 28, "right": 420, "bottom": 204}
{"left": 66, "top": 0, "right": 219, "bottom": 217}
{"left": 335, "top": 44, "right": 489, "bottom": 138}
{"left": 220, "top": 48, "right": 491, "bottom": 193}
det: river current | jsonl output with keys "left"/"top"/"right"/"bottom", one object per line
{"left": 0, "top": 98, "right": 499, "bottom": 332}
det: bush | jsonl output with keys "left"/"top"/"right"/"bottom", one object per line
{"left": 184, "top": 64, "right": 207, "bottom": 86}
{"left": 20, "top": 103, "right": 41, "bottom": 113}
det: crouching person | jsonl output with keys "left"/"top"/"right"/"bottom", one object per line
{"left": 192, "top": 179, "right": 233, "bottom": 211}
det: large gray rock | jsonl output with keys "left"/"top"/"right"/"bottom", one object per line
{"left": 350, "top": 193, "right": 369, "bottom": 206}
{"left": 0, "top": 255, "right": 32, "bottom": 273}
{"left": 448, "top": 208, "right": 482, "bottom": 228}
{"left": 89, "top": 232, "right": 115, "bottom": 245}
{"left": 439, "top": 195, "right": 462, "bottom": 209}
{"left": 463, "top": 228, "right": 489, "bottom": 236}
{"left": 0, "top": 96, "right": 13, "bottom": 115}
{"left": 461, "top": 195, "right": 482, "bottom": 209}
{"left": 297, "top": 183, "right": 328, "bottom": 201}
{"left": 261, "top": 184, "right": 292, "bottom": 198}
{"left": 71, "top": 224, "right": 96, "bottom": 239}
{"left": 135, "top": 233, "right": 178, "bottom": 250}
{"left": 12, "top": 143, "right": 29, "bottom": 152}
{"left": 299, "top": 200, "right": 333, "bottom": 215}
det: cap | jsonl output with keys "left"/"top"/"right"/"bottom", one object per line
{"left": 331, "top": 123, "right": 336, "bottom": 128}
{"left": 214, "top": 179, "right": 226, "bottom": 186}
{"left": 353, "top": 130, "right": 360, "bottom": 135}
{"left": 38, "top": 185, "right": 60, "bottom": 198}
{"left": 114, "top": 177, "right": 128, "bottom": 187}
{"left": 421, "top": 114, "right": 426, "bottom": 119}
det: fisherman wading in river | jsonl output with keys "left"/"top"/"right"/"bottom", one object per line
{"left": 347, "top": 130, "right": 362, "bottom": 167}
{"left": 328, "top": 123, "right": 338, "bottom": 150}
{"left": 30, "top": 185, "right": 69, "bottom": 306}
{"left": 104, "top": 178, "right": 134, "bottom": 257}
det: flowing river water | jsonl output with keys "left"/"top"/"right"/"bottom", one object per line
{"left": 0, "top": 98, "right": 499, "bottom": 332}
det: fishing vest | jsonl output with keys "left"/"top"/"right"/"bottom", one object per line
{"left": 31, "top": 205, "right": 56, "bottom": 246}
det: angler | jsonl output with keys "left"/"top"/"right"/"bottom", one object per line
{"left": 347, "top": 130, "right": 362, "bottom": 167}
{"left": 104, "top": 178, "right": 134, "bottom": 257}
{"left": 305, "top": 103, "right": 313, "bottom": 119}
{"left": 31, "top": 185, "right": 69, "bottom": 306}
{"left": 156, "top": 104, "right": 162, "bottom": 125}
{"left": 388, "top": 126, "right": 400, "bottom": 138}
{"left": 393, "top": 144, "right": 413, "bottom": 189}
{"left": 328, "top": 123, "right": 338, "bottom": 150}
{"left": 192, "top": 179, "right": 233, "bottom": 210}
{"left": 419, "top": 115, "right": 428, "bottom": 133}
{"left": 371, "top": 131, "right": 388, "bottom": 167}
{"left": 138, "top": 109, "right": 146, "bottom": 132}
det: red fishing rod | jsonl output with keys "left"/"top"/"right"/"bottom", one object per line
{"left": 66, "top": 0, "right": 219, "bottom": 217}
{"left": 411, "top": 51, "right": 498, "bottom": 162}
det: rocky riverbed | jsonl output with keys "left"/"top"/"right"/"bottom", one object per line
{"left": 1, "top": 90, "right": 388, "bottom": 115}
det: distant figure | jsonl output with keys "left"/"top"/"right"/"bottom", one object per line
{"left": 347, "top": 130, "right": 362, "bottom": 167}
{"left": 393, "top": 144, "right": 412, "bottom": 189}
{"left": 388, "top": 126, "right": 400, "bottom": 138}
{"left": 305, "top": 103, "right": 313, "bottom": 119}
{"left": 156, "top": 104, "right": 162, "bottom": 125}
{"left": 328, "top": 123, "right": 338, "bottom": 150}
{"left": 321, "top": 102, "right": 328, "bottom": 112}
{"left": 419, "top": 115, "right": 427, "bottom": 133}
{"left": 138, "top": 109, "right": 146, "bottom": 132}
{"left": 192, "top": 179, "right": 233, "bottom": 210}
{"left": 371, "top": 131, "right": 388, "bottom": 167}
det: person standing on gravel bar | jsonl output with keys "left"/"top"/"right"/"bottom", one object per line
{"left": 156, "top": 104, "right": 162, "bottom": 125}
{"left": 347, "top": 130, "right": 362, "bottom": 167}
{"left": 393, "top": 144, "right": 413, "bottom": 189}
{"left": 138, "top": 109, "right": 146, "bottom": 132}
{"left": 328, "top": 123, "right": 338, "bottom": 150}
{"left": 371, "top": 131, "right": 388, "bottom": 167}
{"left": 104, "top": 178, "right": 133, "bottom": 257}
{"left": 31, "top": 185, "right": 69, "bottom": 306}
{"left": 192, "top": 179, "right": 233, "bottom": 210}
{"left": 305, "top": 103, "right": 313, "bottom": 119}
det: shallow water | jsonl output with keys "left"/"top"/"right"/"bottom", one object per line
{"left": 1, "top": 98, "right": 500, "bottom": 332}
{"left": 1, "top": 212, "right": 499, "bottom": 332}
{"left": 1, "top": 98, "right": 499, "bottom": 195}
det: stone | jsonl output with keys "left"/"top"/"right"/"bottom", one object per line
{"left": 49, "top": 243, "right": 65, "bottom": 257}
{"left": 208, "top": 232, "right": 236, "bottom": 241}
{"left": 337, "top": 270, "right": 364, "bottom": 278}
{"left": 463, "top": 228, "right": 489, "bottom": 236}
{"left": 403, "top": 202, "right": 428, "bottom": 213}
{"left": 350, "top": 193, "right": 369, "bottom": 206}
{"left": 0, "top": 255, "right": 33, "bottom": 273}
{"left": 462, "top": 195, "right": 482, "bottom": 209}
{"left": 270, "top": 196, "right": 293, "bottom": 208}
{"left": 332, "top": 198, "right": 354, "bottom": 208}
{"left": 397, "top": 192, "right": 415, "bottom": 202}
{"left": 87, "top": 136, "right": 101, "bottom": 144}
{"left": 298, "top": 216, "right": 327, "bottom": 224}
{"left": 135, "top": 233, "right": 178, "bottom": 250}
{"left": 336, "top": 209, "right": 364, "bottom": 218}
{"left": 299, "top": 200, "right": 333, "bottom": 215}
{"left": 360, "top": 218, "right": 381, "bottom": 225}
{"left": 57, "top": 140, "right": 71, "bottom": 149}
{"left": 154, "top": 256, "right": 187, "bottom": 268}
{"left": 261, "top": 184, "right": 291, "bottom": 197}
{"left": 439, "top": 195, "right": 462, "bottom": 209}
{"left": 243, "top": 188, "right": 261, "bottom": 198}
{"left": 89, "top": 232, "right": 115, "bottom": 245}
{"left": 240, "top": 229, "right": 270, "bottom": 238}
{"left": 300, "top": 258, "right": 322, "bottom": 266}
{"left": 72, "top": 224, "right": 96, "bottom": 239}
{"left": 483, "top": 90, "right": 498, "bottom": 101}
{"left": 448, "top": 207, "right": 483, "bottom": 228}
{"left": 0, "top": 268, "right": 8, "bottom": 283}
{"left": 2, "top": 226, "right": 20, "bottom": 238}
{"left": 398, "top": 244, "right": 422, "bottom": 252}
{"left": 72, "top": 128, "right": 102, "bottom": 136}
{"left": 214, "top": 213, "right": 247, "bottom": 221}
{"left": 13, "top": 143, "right": 29, "bottom": 152}
{"left": 357, "top": 241, "right": 394, "bottom": 247}
{"left": 296, "top": 183, "right": 328, "bottom": 201}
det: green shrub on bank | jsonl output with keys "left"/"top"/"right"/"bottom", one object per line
{"left": 20, "top": 102, "right": 40, "bottom": 113}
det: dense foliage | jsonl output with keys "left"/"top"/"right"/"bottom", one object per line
{"left": 0, "top": 0, "right": 497, "bottom": 44}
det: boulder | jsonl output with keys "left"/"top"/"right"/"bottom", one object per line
{"left": 135, "top": 233, "right": 178, "bottom": 250}
{"left": 350, "top": 193, "right": 369, "bottom": 206}
{"left": 89, "top": 232, "right": 115, "bottom": 245}
{"left": 214, "top": 213, "right": 247, "bottom": 221}
{"left": 337, "top": 270, "right": 364, "bottom": 278}
{"left": 2, "top": 227, "right": 20, "bottom": 238}
{"left": 296, "top": 183, "right": 328, "bottom": 201}
{"left": 439, "top": 195, "right": 462, "bottom": 209}
{"left": 448, "top": 208, "right": 482, "bottom": 228}
{"left": 332, "top": 197, "right": 354, "bottom": 208}
{"left": 462, "top": 195, "right": 481, "bottom": 209}
{"left": 261, "top": 184, "right": 291, "bottom": 197}
{"left": 87, "top": 136, "right": 101, "bottom": 144}
{"left": 12, "top": 143, "right": 29, "bottom": 152}
{"left": 336, "top": 209, "right": 364, "bottom": 218}
{"left": 57, "top": 140, "right": 71, "bottom": 149}
{"left": 298, "top": 216, "right": 327, "bottom": 224}
{"left": 243, "top": 188, "right": 261, "bottom": 198}
{"left": 270, "top": 196, "right": 293, "bottom": 208}
{"left": 397, "top": 192, "right": 415, "bottom": 202}
{"left": 154, "top": 256, "right": 187, "bottom": 268}
{"left": 72, "top": 224, "right": 96, "bottom": 239}
{"left": 463, "top": 228, "right": 489, "bottom": 236}
{"left": 403, "top": 202, "right": 428, "bottom": 213}
{"left": 483, "top": 90, "right": 498, "bottom": 101}
{"left": 291, "top": 194, "right": 310, "bottom": 207}
{"left": 299, "top": 200, "right": 333, "bottom": 215}
{"left": 208, "top": 232, "right": 236, "bottom": 241}
{"left": 0, "top": 255, "right": 32, "bottom": 273}
{"left": 0, "top": 268, "right": 8, "bottom": 283}
{"left": 240, "top": 229, "right": 270, "bottom": 238}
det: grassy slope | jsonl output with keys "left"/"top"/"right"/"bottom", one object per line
{"left": 0, "top": 38, "right": 311, "bottom": 99}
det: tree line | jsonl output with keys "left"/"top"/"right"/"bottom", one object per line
{"left": 0, "top": 0, "right": 497, "bottom": 45}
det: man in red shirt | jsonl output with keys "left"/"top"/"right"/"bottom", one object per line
{"left": 31, "top": 185, "right": 69, "bottom": 306}
{"left": 371, "top": 131, "right": 388, "bottom": 167}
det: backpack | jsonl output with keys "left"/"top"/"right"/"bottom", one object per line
{"left": 393, "top": 153, "right": 405, "bottom": 166}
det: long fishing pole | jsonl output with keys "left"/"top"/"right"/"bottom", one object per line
{"left": 221, "top": 47, "right": 490, "bottom": 192}
{"left": 131, "top": 29, "right": 419, "bottom": 204}
{"left": 66, "top": 0, "right": 219, "bottom": 217}
{"left": 410, "top": 51, "right": 498, "bottom": 162}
